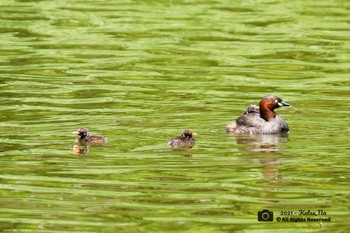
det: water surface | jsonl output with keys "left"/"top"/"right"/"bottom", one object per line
{"left": 0, "top": 0, "right": 349, "bottom": 232}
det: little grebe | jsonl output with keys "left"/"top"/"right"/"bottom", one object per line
{"left": 168, "top": 130, "right": 197, "bottom": 148}
{"left": 226, "top": 95, "right": 290, "bottom": 134}
{"left": 73, "top": 128, "right": 108, "bottom": 144}
{"left": 244, "top": 104, "right": 259, "bottom": 114}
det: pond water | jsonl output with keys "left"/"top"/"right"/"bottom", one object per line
{"left": 0, "top": 0, "right": 349, "bottom": 232}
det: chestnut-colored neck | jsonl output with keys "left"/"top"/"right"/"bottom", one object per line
{"left": 259, "top": 100, "right": 276, "bottom": 121}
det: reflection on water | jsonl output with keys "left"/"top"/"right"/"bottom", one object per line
{"left": 72, "top": 144, "right": 89, "bottom": 155}
{"left": 228, "top": 133, "right": 289, "bottom": 152}
{"left": 259, "top": 154, "right": 279, "bottom": 182}
{"left": 181, "top": 152, "right": 195, "bottom": 158}
{"left": 228, "top": 133, "right": 287, "bottom": 182}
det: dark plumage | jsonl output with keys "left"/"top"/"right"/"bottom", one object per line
{"left": 226, "top": 95, "right": 290, "bottom": 134}
{"left": 244, "top": 104, "right": 259, "bottom": 114}
{"left": 73, "top": 128, "right": 107, "bottom": 144}
{"left": 168, "top": 130, "right": 197, "bottom": 148}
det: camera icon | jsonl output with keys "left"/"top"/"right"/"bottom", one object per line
{"left": 258, "top": 209, "right": 274, "bottom": 221}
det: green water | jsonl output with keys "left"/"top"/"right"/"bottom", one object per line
{"left": 0, "top": 0, "right": 349, "bottom": 232}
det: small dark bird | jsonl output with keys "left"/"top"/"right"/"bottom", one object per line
{"left": 73, "top": 128, "right": 107, "bottom": 144}
{"left": 244, "top": 104, "right": 260, "bottom": 114}
{"left": 168, "top": 130, "right": 197, "bottom": 148}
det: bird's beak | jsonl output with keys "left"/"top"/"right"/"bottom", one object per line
{"left": 73, "top": 130, "right": 80, "bottom": 135}
{"left": 192, "top": 132, "right": 198, "bottom": 136}
{"left": 278, "top": 101, "right": 290, "bottom": 107}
